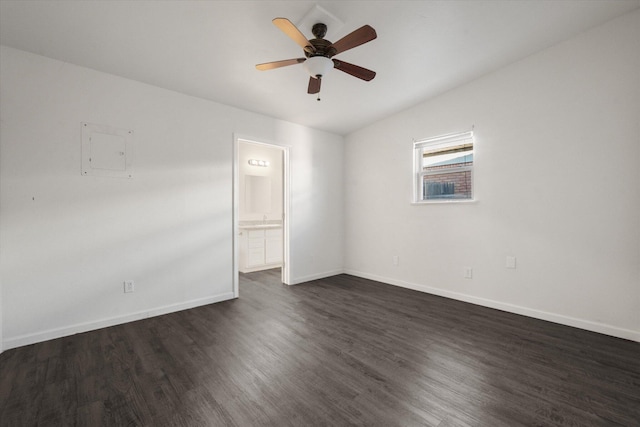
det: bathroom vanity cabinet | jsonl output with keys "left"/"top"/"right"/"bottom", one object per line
{"left": 239, "top": 225, "right": 282, "bottom": 273}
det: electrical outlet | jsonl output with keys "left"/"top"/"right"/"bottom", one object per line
{"left": 506, "top": 256, "right": 517, "bottom": 269}
{"left": 464, "top": 267, "right": 473, "bottom": 279}
{"left": 124, "top": 280, "right": 134, "bottom": 293}
{"left": 392, "top": 255, "right": 399, "bottom": 266}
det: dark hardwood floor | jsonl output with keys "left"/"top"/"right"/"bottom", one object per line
{"left": 1, "top": 270, "right": 639, "bottom": 426}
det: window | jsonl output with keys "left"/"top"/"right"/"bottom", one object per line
{"left": 413, "top": 131, "right": 474, "bottom": 202}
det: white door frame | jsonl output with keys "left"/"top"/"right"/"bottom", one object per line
{"left": 232, "top": 135, "right": 291, "bottom": 297}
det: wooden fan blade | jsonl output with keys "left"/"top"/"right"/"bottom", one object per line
{"left": 330, "top": 25, "right": 377, "bottom": 56}
{"left": 307, "top": 76, "right": 321, "bottom": 94}
{"left": 256, "top": 58, "right": 306, "bottom": 71}
{"left": 333, "top": 59, "right": 376, "bottom": 81}
{"left": 273, "top": 18, "right": 315, "bottom": 53}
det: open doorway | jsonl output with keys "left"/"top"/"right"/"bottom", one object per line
{"left": 232, "top": 137, "right": 290, "bottom": 297}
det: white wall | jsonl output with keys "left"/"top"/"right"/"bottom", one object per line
{"left": 0, "top": 45, "right": 344, "bottom": 350}
{"left": 238, "top": 141, "right": 283, "bottom": 223}
{"left": 0, "top": 274, "right": 3, "bottom": 353}
{"left": 344, "top": 10, "right": 640, "bottom": 341}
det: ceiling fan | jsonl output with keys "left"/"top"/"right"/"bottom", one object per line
{"left": 256, "top": 18, "right": 377, "bottom": 99}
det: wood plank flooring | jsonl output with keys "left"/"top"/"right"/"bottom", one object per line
{"left": 1, "top": 270, "right": 639, "bottom": 426}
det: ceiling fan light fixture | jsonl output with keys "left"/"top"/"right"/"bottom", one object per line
{"left": 257, "top": 17, "right": 377, "bottom": 94}
{"left": 303, "top": 56, "right": 333, "bottom": 78}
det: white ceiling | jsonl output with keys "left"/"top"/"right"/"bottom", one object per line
{"left": 1, "top": 1, "right": 638, "bottom": 135}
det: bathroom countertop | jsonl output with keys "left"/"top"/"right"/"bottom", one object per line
{"left": 239, "top": 224, "right": 282, "bottom": 230}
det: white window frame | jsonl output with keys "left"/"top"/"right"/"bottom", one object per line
{"left": 413, "top": 131, "right": 474, "bottom": 203}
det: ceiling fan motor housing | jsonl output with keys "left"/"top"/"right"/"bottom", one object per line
{"left": 305, "top": 23, "right": 337, "bottom": 58}
{"left": 302, "top": 23, "right": 335, "bottom": 78}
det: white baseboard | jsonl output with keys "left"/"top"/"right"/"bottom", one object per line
{"left": 5, "top": 272, "right": 636, "bottom": 351}
{"left": 344, "top": 269, "right": 640, "bottom": 343}
{"left": 3, "top": 292, "right": 235, "bottom": 351}
{"left": 290, "top": 269, "right": 346, "bottom": 285}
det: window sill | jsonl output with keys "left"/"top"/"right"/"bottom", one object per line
{"left": 411, "top": 199, "right": 478, "bottom": 205}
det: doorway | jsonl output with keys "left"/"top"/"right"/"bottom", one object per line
{"left": 233, "top": 137, "right": 290, "bottom": 297}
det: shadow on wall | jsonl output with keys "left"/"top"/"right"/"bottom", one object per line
{"left": 3, "top": 166, "right": 231, "bottom": 340}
